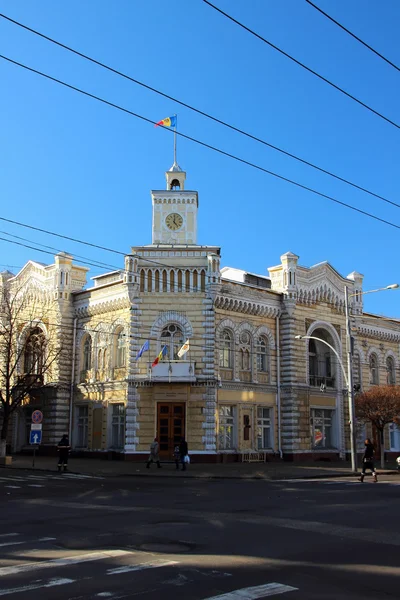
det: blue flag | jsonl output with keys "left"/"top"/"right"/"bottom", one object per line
{"left": 135, "top": 340, "right": 149, "bottom": 361}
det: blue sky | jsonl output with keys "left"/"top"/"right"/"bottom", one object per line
{"left": 1, "top": 0, "right": 399, "bottom": 315}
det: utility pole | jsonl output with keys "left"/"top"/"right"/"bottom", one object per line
{"left": 344, "top": 286, "right": 357, "bottom": 472}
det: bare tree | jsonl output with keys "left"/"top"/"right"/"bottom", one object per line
{"left": 0, "top": 278, "right": 63, "bottom": 458}
{"left": 355, "top": 385, "right": 400, "bottom": 469}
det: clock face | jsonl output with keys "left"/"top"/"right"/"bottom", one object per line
{"left": 165, "top": 213, "right": 183, "bottom": 231}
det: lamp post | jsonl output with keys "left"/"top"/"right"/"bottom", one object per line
{"left": 296, "top": 281, "right": 399, "bottom": 473}
{"left": 345, "top": 283, "right": 399, "bottom": 473}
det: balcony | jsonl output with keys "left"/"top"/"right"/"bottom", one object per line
{"left": 141, "top": 361, "right": 196, "bottom": 383}
{"left": 309, "top": 375, "right": 336, "bottom": 389}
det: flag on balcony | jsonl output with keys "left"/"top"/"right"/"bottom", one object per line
{"left": 177, "top": 339, "right": 190, "bottom": 358}
{"left": 135, "top": 340, "right": 149, "bottom": 361}
{"left": 152, "top": 345, "right": 168, "bottom": 368}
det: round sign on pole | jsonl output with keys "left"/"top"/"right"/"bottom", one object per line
{"left": 32, "top": 410, "right": 43, "bottom": 424}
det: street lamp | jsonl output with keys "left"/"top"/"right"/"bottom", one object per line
{"left": 345, "top": 283, "right": 399, "bottom": 473}
{"left": 296, "top": 282, "right": 398, "bottom": 474}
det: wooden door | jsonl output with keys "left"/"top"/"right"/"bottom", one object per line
{"left": 157, "top": 403, "right": 185, "bottom": 457}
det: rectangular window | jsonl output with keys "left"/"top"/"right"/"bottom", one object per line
{"left": 311, "top": 408, "right": 334, "bottom": 449}
{"left": 257, "top": 407, "right": 272, "bottom": 449}
{"left": 111, "top": 404, "right": 125, "bottom": 449}
{"left": 389, "top": 422, "right": 400, "bottom": 451}
{"left": 77, "top": 406, "right": 88, "bottom": 448}
{"left": 219, "top": 405, "right": 236, "bottom": 450}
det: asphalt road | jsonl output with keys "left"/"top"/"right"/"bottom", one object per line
{"left": 0, "top": 469, "right": 399, "bottom": 599}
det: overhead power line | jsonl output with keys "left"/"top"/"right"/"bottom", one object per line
{"left": 0, "top": 13, "right": 398, "bottom": 209}
{"left": 305, "top": 0, "right": 400, "bottom": 73}
{"left": 3, "top": 53, "right": 400, "bottom": 236}
{"left": 202, "top": 0, "right": 400, "bottom": 130}
{"left": 1, "top": 54, "right": 400, "bottom": 236}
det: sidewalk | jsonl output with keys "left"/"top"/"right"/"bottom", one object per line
{"left": 2, "top": 454, "right": 399, "bottom": 480}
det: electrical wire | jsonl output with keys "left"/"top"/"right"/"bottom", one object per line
{"left": 202, "top": 0, "right": 400, "bottom": 130}
{"left": 2, "top": 54, "right": 400, "bottom": 234}
{"left": 0, "top": 13, "right": 398, "bottom": 209}
{"left": 305, "top": 0, "right": 400, "bottom": 73}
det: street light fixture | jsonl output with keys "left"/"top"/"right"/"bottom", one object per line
{"left": 295, "top": 283, "right": 398, "bottom": 474}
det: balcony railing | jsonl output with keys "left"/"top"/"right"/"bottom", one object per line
{"left": 309, "top": 375, "right": 336, "bottom": 389}
{"left": 139, "top": 361, "right": 196, "bottom": 382}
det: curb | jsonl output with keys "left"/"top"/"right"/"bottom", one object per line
{"left": 1, "top": 464, "right": 398, "bottom": 481}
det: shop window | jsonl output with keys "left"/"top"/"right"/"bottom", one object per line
{"left": 311, "top": 408, "right": 334, "bottom": 448}
{"left": 219, "top": 405, "right": 236, "bottom": 450}
{"left": 111, "top": 404, "right": 125, "bottom": 449}
{"left": 76, "top": 406, "right": 88, "bottom": 448}
{"left": 257, "top": 407, "right": 272, "bottom": 449}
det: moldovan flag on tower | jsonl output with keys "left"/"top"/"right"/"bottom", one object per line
{"left": 135, "top": 340, "right": 149, "bottom": 361}
{"left": 152, "top": 345, "right": 168, "bottom": 368}
{"left": 155, "top": 115, "right": 177, "bottom": 128}
{"left": 177, "top": 340, "right": 190, "bottom": 358}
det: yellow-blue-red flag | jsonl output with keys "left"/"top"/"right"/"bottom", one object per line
{"left": 155, "top": 115, "right": 177, "bottom": 128}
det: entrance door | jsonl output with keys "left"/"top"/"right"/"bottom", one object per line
{"left": 157, "top": 403, "right": 185, "bottom": 457}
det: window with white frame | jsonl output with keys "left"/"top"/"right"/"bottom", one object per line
{"left": 386, "top": 356, "right": 395, "bottom": 385}
{"left": 369, "top": 353, "right": 379, "bottom": 385}
{"left": 111, "top": 403, "right": 125, "bottom": 449}
{"left": 389, "top": 422, "right": 400, "bottom": 451}
{"left": 219, "top": 329, "right": 233, "bottom": 368}
{"left": 257, "top": 407, "right": 272, "bottom": 449}
{"left": 308, "top": 328, "right": 336, "bottom": 388}
{"left": 76, "top": 405, "right": 88, "bottom": 448}
{"left": 219, "top": 405, "right": 236, "bottom": 450}
{"left": 256, "top": 336, "right": 269, "bottom": 376}
{"left": 115, "top": 330, "right": 126, "bottom": 368}
{"left": 311, "top": 408, "right": 334, "bottom": 448}
{"left": 160, "top": 323, "right": 184, "bottom": 360}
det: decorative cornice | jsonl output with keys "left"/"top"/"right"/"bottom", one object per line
{"left": 214, "top": 295, "right": 281, "bottom": 318}
{"left": 356, "top": 324, "right": 400, "bottom": 342}
{"left": 75, "top": 297, "right": 131, "bottom": 317}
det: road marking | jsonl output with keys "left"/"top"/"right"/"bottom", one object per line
{"left": 0, "top": 533, "right": 19, "bottom": 539}
{"left": 0, "top": 536, "right": 55, "bottom": 548}
{"left": 0, "top": 541, "right": 25, "bottom": 548}
{"left": 0, "top": 577, "right": 74, "bottom": 596}
{"left": 28, "top": 484, "right": 45, "bottom": 488}
{"left": 0, "top": 549, "right": 131, "bottom": 577}
{"left": 202, "top": 582, "right": 298, "bottom": 599}
{"left": 4, "top": 486, "right": 21, "bottom": 489}
{"left": 107, "top": 559, "right": 178, "bottom": 575}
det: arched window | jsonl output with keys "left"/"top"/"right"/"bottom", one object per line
{"left": 185, "top": 271, "right": 190, "bottom": 293}
{"left": 219, "top": 329, "right": 233, "bottom": 369}
{"left": 97, "top": 348, "right": 103, "bottom": 370}
{"left": 353, "top": 351, "right": 361, "bottom": 390}
{"left": 170, "top": 270, "right": 175, "bottom": 291}
{"left": 178, "top": 270, "right": 183, "bottom": 292}
{"left": 257, "top": 336, "right": 269, "bottom": 376}
{"left": 200, "top": 269, "right": 206, "bottom": 291}
{"left": 140, "top": 270, "right": 145, "bottom": 292}
{"left": 147, "top": 270, "right": 152, "bottom": 292}
{"left": 160, "top": 323, "right": 184, "bottom": 360}
{"left": 239, "top": 331, "right": 251, "bottom": 371}
{"left": 155, "top": 270, "right": 160, "bottom": 292}
{"left": 193, "top": 270, "right": 198, "bottom": 291}
{"left": 82, "top": 336, "right": 92, "bottom": 371}
{"left": 170, "top": 179, "right": 180, "bottom": 190}
{"left": 308, "top": 328, "right": 336, "bottom": 388}
{"left": 369, "top": 353, "right": 379, "bottom": 385}
{"left": 162, "top": 270, "right": 167, "bottom": 292}
{"left": 386, "top": 356, "right": 395, "bottom": 385}
{"left": 23, "top": 327, "right": 45, "bottom": 375}
{"left": 115, "top": 330, "right": 126, "bottom": 368}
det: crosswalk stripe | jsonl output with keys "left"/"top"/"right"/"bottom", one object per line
{"left": 201, "top": 582, "right": 298, "bottom": 599}
{"left": 0, "top": 577, "right": 74, "bottom": 596}
{"left": 0, "top": 549, "right": 131, "bottom": 577}
{"left": 107, "top": 559, "right": 178, "bottom": 575}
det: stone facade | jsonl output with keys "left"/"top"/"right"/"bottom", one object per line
{"left": 2, "top": 164, "right": 400, "bottom": 461}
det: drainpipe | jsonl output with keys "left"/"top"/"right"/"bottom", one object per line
{"left": 276, "top": 315, "right": 283, "bottom": 459}
{"left": 69, "top": 317, "right": 77, "bottom": 443}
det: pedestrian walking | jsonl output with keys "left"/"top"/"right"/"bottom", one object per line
{"left": 57, "top": 434, "right": 71, "bottom": 472}
{"left": 359, "top": 438, "right": 378, "bottom": 482}
{"left": 173, "top": 444, "right": 180, "bottom": 470}
{"left": 179, "top": 437, "right": 189, "bottom": 471}
{"left": 146, "top": 437, "right": 161, "bottom": 469}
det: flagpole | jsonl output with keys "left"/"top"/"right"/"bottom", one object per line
{"left": 173, "top": 114, "right": 177, "bottom": 165}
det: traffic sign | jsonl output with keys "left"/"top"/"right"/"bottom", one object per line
{"left": 32, "top": 410, "right": 43, "bottom": 424}
{"left": 31, "top": 423, "right": 42, "bottom": 431}
{"left": 30, "top": 430, "right": 42, "bottom": 445}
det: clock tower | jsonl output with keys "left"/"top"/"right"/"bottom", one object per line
{"left": 151, "top": 162, "right": 198, "bottom": 245}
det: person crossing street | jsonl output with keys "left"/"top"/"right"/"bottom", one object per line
{"left": 57, "top": 434, "right": 71, "bottom": 472}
